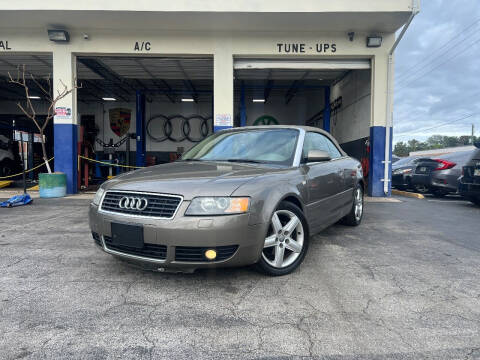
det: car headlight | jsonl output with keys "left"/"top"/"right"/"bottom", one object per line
{"left": 92, "top": 187, "right": 105, "bottom": 206}
{"left": 393, "top": 168, "right": 412, "bottom": 175}
{"left": 185, "top": 197, "right": 250, "bottom": 216}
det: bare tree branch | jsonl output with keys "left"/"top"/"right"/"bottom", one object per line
{"left": 8, "top": 65, "right": 82, "bottom": 174}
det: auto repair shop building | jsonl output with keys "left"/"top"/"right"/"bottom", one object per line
{"left": 0, "top": 1, "right": 418, "bottom": 196}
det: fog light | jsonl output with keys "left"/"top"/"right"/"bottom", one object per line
{"left": 205, "top": 249, "right": 217, "bottom": 260}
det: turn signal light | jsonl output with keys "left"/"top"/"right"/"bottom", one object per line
{"left": 434, "top": 159, "right": 456, "bottom": 171}
{"left": 205, "top": 249, "right": 217, "bottom": 260}
{"left": 226, "top": 198, "right": 250, "bottom": 213}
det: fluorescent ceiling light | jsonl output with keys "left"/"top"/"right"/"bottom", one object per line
{"left": 366, "top": 36, "right": 382, "bottom": 48}
{"left": 252, "top": 99, "right": 266, "bottom": 103}
{"left": 102, "top": 97, "right": 116, "bottom": 101}
{"left": 181, "top": 98, "right": 194, "bottom": 102}
{"left": 47, "top": 29, "right": 70, "bottom": 42}
{"left": 28, "top": 96, "right": 41, "bottom": 100}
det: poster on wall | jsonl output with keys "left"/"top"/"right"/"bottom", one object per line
{"left": 54, "top": 107, "right": 72, "bottom": 122}
{"left": 109, "top": 108, "right": 131, "bottom": 137}
{"left": 214, "top": 113, "right": 232, "bottom": 128}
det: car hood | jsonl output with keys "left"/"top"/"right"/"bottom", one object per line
{"left": 103, "top": 161, "right": 278, "bottom": 200}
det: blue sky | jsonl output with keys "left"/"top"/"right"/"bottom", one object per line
{"left": 393, "top": 0, "right": 480, "bottom": 144}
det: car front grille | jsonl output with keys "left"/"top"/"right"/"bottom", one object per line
{"left": 103, "top": 236, "right": 167, "bottom": 260}
{"left": 100, "top": 191, "right": 182, "bottom": 218}
{"left": 175, "top": 245, "right": 238, "bottom": 262}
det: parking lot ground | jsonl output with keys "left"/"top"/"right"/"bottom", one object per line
{"left": 1, "top": 195, "right": 480, "bottom": 359}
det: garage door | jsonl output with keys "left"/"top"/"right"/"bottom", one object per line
{"left": 233, "top": 59, "right": 371, "bottom": 70}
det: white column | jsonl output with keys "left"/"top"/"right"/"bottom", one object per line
{"left": 213, "top": 42, "right": 234, "bottom": 131}
{"left": 52, "top": 48, "right": 78, "bottom": 194}
{"left": 53, "top": 47, "right": 77, "bottom": 125}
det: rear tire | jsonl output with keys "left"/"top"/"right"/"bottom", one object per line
{"left": 413, "top": 184, "right": 429, "bottom": 194}
{"left": 432, "top": 190, "right": 448, "bottom": 198}
{"left": 466, "top": 196, "right": 480, "bottom": 206}
{"left": 341, "top": 184, "right": 364, "bottom": 226}
{"left": 256, "top": 201, "right": 309, "bottom": 276}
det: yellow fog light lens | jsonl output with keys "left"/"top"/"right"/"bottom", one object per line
{"left": 205, "top": 249, "right": 217, "bottom": 260}
{"left": 226, "top": 198, "right": 250, "bottom": 213}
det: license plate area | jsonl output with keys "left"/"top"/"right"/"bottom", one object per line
{"left": 111, "top": 223, "right": 144, "bottom": 249}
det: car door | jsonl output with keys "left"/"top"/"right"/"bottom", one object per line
{"left": 301, "top": 132, "right": 345, "bottom": 232}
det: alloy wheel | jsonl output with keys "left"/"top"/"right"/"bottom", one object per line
{"left": 354, "top": 187, "right": 363, "bottom": 221}
{"left": 262, "top": 209, "right": 304, "bottom": 268}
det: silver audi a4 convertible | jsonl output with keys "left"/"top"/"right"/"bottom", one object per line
{"left": 89, "top": 126, "right": 364, "bottom": 275}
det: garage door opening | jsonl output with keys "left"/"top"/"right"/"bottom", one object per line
{"left": 233, "top": 59, "right": 372, "bottom": 163}
{"left": 0, "top": 53, "right": 53, "bottom": 181}
{"left": 76, "top": 56, "right": 213, "bottom": 184}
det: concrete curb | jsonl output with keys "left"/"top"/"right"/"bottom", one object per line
{"left": 392, "top": 189, "right": 425, "bottom": 199}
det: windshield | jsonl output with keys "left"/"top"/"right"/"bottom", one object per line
{"left": 181, "top": 128, "right": 299, "bottom": 166}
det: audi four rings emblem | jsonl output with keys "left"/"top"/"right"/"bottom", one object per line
{"left": 118, "top": 196, "right": 149, "bottom": 211}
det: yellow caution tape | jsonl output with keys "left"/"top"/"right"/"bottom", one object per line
{"left": 78, "top": 155, "right": 145, "bottom": 169}
{"left": 0, "top": 155, "right": 143, "bottom": 180}
{"left": 0, "top": 157, "right": 54, "bottom": 179}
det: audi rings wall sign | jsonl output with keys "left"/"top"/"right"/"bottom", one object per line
{"left": 147, "top": 114, "right": 212, "bottom": 143}
{"left": 118, "top": 196, "right": 149, "bottom": 211}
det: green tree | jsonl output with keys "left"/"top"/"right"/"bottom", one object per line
{"left": 393, "top": 142, "right": 409, "bottom": 157}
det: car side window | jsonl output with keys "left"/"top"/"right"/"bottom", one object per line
{"left": 303, "top": 132, "right": 342, "bottom": 160}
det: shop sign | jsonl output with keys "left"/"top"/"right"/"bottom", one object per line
{"left": 109, "top": 108, "right": 131, "bottom": 137}
{"left": 134, "top": 41, "right": 151, "bottom": 51}
{"left": 0, "top": 40, "right": 12, "bottom": 50}
{"left": 276, "top": 43, "right": 337, "bottom": 54}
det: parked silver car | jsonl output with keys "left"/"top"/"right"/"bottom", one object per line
{"left": 411, "top": 150, "right": 474, "bottom": 197}
{"left": 89, "top": 126, "right": 364, "bottom": 275}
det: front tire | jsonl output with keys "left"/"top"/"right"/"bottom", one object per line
{"left": 0, "top": 158, "right": 14, "bottom": 177}
{"left": 256, "top": 201, "right": 309, "bottom": 276}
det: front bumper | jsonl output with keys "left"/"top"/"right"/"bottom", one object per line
{"left": 89, "top": 202, "right": 268, "bottom": 271}
{"left": 459, "top": 182, "right": 480, "bottom": 198}
{"left": 392, "top": 174, "right": 410, "bottom": 188}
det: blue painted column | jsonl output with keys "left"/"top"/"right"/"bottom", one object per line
{"left": 54, "top": 124, "right": 77, "bottom": 193}
{"left": 369, "top": 126, "right": 392, "bottom": 197}
{"left": 323, "top": 87, "right": 331, "bottom": 132}
{"left": 240, "top": 81, "right": 246, "bottom": 127}
{"left": 53, "top": 49, "right": 77, "bottom": 194}
{"left": 136, "top": 91, "right": 146, "bottom": 167}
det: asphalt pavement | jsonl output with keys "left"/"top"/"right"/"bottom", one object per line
{"left": 1, "top": 194, "right": 479, "bottom": 359}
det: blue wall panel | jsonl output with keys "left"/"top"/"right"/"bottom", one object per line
{"left": 54, "top": 123, "right": 77, "bottom": 194}
{"left": 369, "top": 126, "right": 392, "bottom": 197}
{"left": 214, "top": 125, "right": 232, "bottom": 132}
{"left": 323, "top": 87, "right": 331, "bottom": 132}
{"left": 136, "top": 91, "right": 146, "bottom": 167}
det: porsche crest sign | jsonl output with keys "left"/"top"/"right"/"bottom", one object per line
{"left": 109, "top": 108, "right": 131, "bottom": 137}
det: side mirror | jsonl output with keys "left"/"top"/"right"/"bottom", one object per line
{"left": 306, "top": 150, "right": 331, "bottom": 163}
